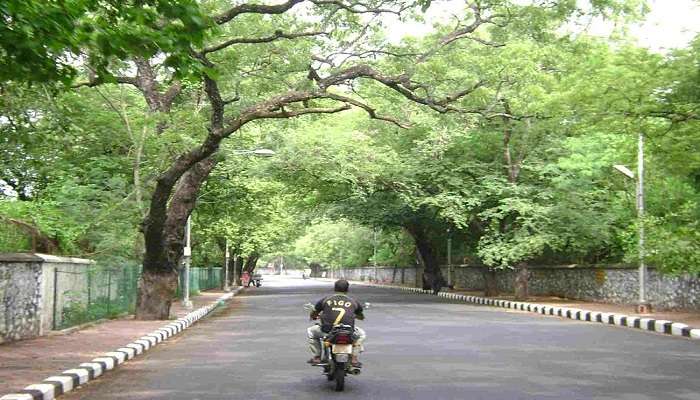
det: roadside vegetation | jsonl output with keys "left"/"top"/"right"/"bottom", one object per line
{"left": 1, "top": 0, "right": 698, "bottom": 318}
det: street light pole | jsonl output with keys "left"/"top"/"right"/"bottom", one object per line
{"left": 636, "top": 132, "right": 649, "bottom": 313}
{"left": 230, "top": 148, "right": 276, "bottom": 157}
{"left": 373, "top": 228, "right": 378, "bottom": 282}
{"left": 613, "top": 132, "right": 650, "bottom": 313}
{"left": 447, "top": 228, "right": 452, "bottom": 288}
{"left": 182, "top": 216, "right": 193, "bottom": 309}
{"left": 223, "top": 238, "right": 230, "bottom": 291}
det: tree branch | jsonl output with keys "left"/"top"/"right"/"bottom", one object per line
{"left": 322, "top": 92, "right": 411, "bottom": 128}
{"left": 204, "top": 75, "right": 225, "bottom": 131}
{"left": 223, "top": 100, "right": 351, "bottom": 136}
{"left": 202, "top": 30, "right": 327, "bottom": 54}
{"left": 310, "top": 0, "right": 409, "bottom": 15}
{"left": 71, "top": 74, "right": 138, "bottom": 89}
{"left": 318, "top": 65, "right": 483, "bottom": 113}
{"left": 214, "top": 0, "right": 305, "bottom": 25}
{"left": 162, "top": 81, "right": 183, "bottom": 112}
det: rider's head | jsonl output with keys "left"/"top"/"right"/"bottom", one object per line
{"left": 334, "top": 279, "right": 349, "bottom": 293}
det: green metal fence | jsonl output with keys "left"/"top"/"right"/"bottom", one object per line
{"left": 185, "top": 267, "right": 223, "bottom": 294}
{"left": 56, "top": 264, "right": 141, "bottom": 330}
{"left": 56, "top": 265, "right": 222, "bottom": 330}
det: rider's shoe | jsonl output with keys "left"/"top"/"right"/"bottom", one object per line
{"left": 307, "top": 357, "right": 321, "bottom": 364}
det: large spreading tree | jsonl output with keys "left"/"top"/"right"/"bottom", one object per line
{"left": 3, "top": 0, "right": 651, "bottom": 317}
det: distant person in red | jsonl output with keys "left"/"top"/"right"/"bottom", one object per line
{"left": 241, "top": 271, "right": 250, "bottom": 287}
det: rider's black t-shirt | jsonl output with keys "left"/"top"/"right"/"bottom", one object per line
{"left": 314, "top": 293, "right": 363, "bottom": 333}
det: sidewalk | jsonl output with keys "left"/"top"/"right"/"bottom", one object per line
{"left": 0, "top": 290, "right": 231, "bottom": 395}
{"left": 447, "top": 289, "right": 700, "bottom": 329}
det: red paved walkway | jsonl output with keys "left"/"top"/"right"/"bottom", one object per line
{"left": 0, "top": 290, "right": 234, "bottom": 395}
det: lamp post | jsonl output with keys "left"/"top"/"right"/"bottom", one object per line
{"left": 223, "top": 238, "right": 230, "bottom": 291}
{"left": 446, "top": 227, "right": 452, "bottom": 288}
{"left": 231, "top": 148, "right": 276, "bottom": 157}
{"left": 182, "top": 216, "right": 193, "bottom": 309}
{"left": 373, "top": 228, "right": 378, "bottom": 282}
{"left": 613, "top": 132, "right": 650, "bottom": 313}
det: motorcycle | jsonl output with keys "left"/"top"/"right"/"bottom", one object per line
{"left": 247, "top": 273, "right": 262, "bottom": 287}
{"left": 303, "top": 302, "right": 370, "bottom": 391}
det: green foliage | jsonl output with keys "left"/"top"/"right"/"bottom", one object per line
{"left": 290, "top": 220, "right": 372, "bottom": 268}
{"left": 0, "top": 84, "right": 153, "bottom": 260}
{"left": 2, "top": 0, "right": 698, "bottom": 278}
{"left": 1, "top": 0, "right": 209, "bottom": 84}
{"left": 60, "top": 296, "right": 127, "bottom": 329}
{"left": 263, "top": 28, "right": 700, "bottom": 274}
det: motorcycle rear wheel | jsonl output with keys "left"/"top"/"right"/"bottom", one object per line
{"left": 334, "top": 363, "right": 345, "bottom": 391}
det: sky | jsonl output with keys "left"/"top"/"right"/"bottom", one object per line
{"left": 385, "top": 0, "right": 700, "bottom": 52}
{"left": 596, "top": 0, "right": 700, "bottom": 51}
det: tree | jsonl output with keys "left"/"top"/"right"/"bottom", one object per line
{"left": 3, "top": 0, "right": 649, "bottom": 317}
{"left": 195, "top": 150, "right": 301, "bottom": 284}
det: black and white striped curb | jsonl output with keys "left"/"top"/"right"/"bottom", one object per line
{"left": 1, "top": 289, "right": 241, "bottom": 400}
{"left": 348, "top": 280, "right": 700, "bottom": 341}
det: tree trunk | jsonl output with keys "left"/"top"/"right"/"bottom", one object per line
{"left": 514, "top": 265, "right": 529, "bottom": 300}
{"left": 233, "top": 255, "right": 243, "bottom": 286}
{"left": 225, "top": 253, "right": 235, "bottom": 287}
{"left": 406, "top": 223, "right": 444, "bottom": 294}
{"left": 483, "top": 268, "right": 499, "bottom": 297}
{"left": 137, "top": 156, "right": 219, "bottom": 319}
{"left": 244, "top": 252, "right": 260, "bottom": 273}
{"left": 309, "top": 262, "right": 322, "bottom": 278}
{"left": 135, "top": 269, "right": 178, "bottom": 319}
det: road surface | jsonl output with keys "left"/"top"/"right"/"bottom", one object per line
{"left": 62, "top": 276, "right": 700, "bottom": 400}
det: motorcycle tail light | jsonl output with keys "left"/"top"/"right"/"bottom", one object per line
{"left": 334, "top": 335, "right": 351, "bottom": 344}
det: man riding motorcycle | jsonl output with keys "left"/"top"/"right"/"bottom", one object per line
{"left": 307, "top": 279, "right": 366, "bottom": 367}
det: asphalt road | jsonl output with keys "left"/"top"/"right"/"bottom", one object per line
{"left": 62, "top": 277, "right": 700, "bottom": 400}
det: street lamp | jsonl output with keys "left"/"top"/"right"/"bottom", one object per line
{"left": 230, "top": 148, "right": 276, "bottom": 157}
{"left": 446, "top": 227, "right": 452, "bottom": 288}
{"left": 373, "top": 228, "right": 378, "bottom": 282}
{"left": 182, "top": 216, "right": 193, "bottom": 309}
{"left": 613, "top": 132, "right": 650, "bottom": 314}
{"left": 223, "top": 238, "right": 230, "bottom": 292}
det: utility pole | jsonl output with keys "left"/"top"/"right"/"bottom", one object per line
{"left": 280, "top": 255, "right": 284, "bottom": 275}
{"left": 182, "top": 216, "right": 193, "bottom": 309}
{"left": 637, "top": 132, "right": 650, "bottom": 313}
{"left": 223, "top": 238, "right": 230, "bottom": 291}
{"left": 373, "top": 228, "right": 378, "bottom": 282}
{"left": 232, "top": 253, "right": 238, "bottom": 287}
{"left": 447, "top": 227, "right": 452, "bottom": 288}
{"left": 613, "top": 133, "right": 650, "bottom": 313}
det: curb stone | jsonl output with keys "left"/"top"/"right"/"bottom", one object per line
{"left": 0, "top": 288, "right": 242, "bottom": 400}
{"left": 318, "top": 278, "right": 700, "bottom": 341}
